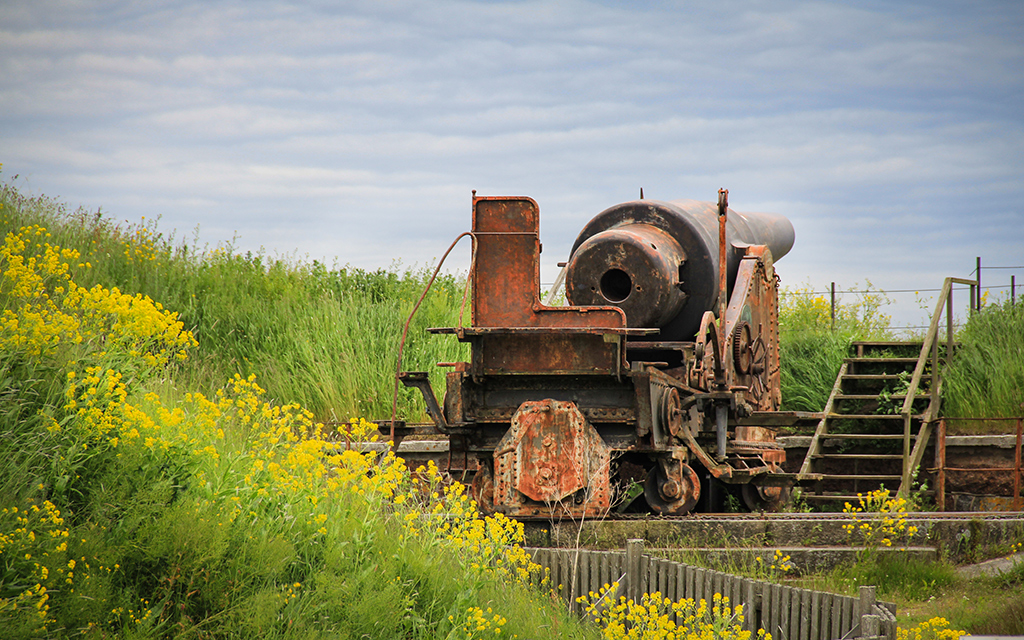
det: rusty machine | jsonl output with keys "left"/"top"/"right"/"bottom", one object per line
{"left": 392, "top": 190, "right": 796, "bottom": 517}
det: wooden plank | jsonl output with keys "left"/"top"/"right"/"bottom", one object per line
{"left": 789, "top": 587, "right": 801, "bottom": 640}
{"left": 578, "top": 551, "right": 589, "bottom": 613}
{"left": 550, "top": 552, "right": 562, "bottom": 602}
{"left": 670, "top": 560, "right": 680, "bottom": 603}
{"left": 800, "top": 589, "right": 811, "bottom": 640}
{"left": 810, "top": 591, "right": 820, "bottom": 640}
{"left": 819, "top": 593, "right": 831, "bottom": 640}
{"left": 650, "top": 559, "right": 660, "bottom": 599}
{"left": 639, "top": 554, "right": 650, "bottom": 601}
{"left": 780, "top": 587, "right": 791, "bottom": 640}
{"left": 626, "top": 541, "right": 642, "bottom": 603}
{"left": 659, "top": 559, "right": 669, "bottom": 599}
{"left": 771, "top": 584, "right": 782, "bottom": 640}
{"left": 600, "top": 552, "right": 610, "bottom": 599}
{"left": 832, "top": 593, "right": 843, "bottom": 640}
{"left": 578, "top": 551, "right": 587, "bottom": 608}
{"left": 564, "top": 551, "right": 572, "bottom": 604}
{"left": 742, "top": 578, "right": 755, "bottom": 633}
{"left": 729, "top": 575, "right": 740, "bottom": 617}
{"left": 540, "top": 548, "right": 548, "bottom": 589}
{"left": 842, "top": 596, "right": 854, "bottom": 637}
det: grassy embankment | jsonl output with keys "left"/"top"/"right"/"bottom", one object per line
{"left": 942, "top": 298, "right": 1024, "bottom": 421}
{"left": 0, "top": 182, "right": 467, "bottom": 425}
{"left": 1, "top": 179, "right": 772, "bottom": 639}
{"left": 0, "top": 180, "right": 597, "bottom": 638}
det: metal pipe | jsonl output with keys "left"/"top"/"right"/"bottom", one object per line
{"left": 936, "top": 418, "right": 946, "bottom": 511}
{"left": 1015, "top": 418, "right": 1022, "bottom": 511}
{"left": 718, "top": 189, "right": 728, "bottom": 365}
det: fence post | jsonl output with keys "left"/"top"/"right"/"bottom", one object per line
{"left": 626, "top": 538, "right": 644, "bottom": 604}
{"left": 862, "top": 614, "right": 881, "bottom": 640}
{"left": 857, "top": 586, "right": 877, "bottom": 639}
{"left": 831, "top": 282, "right": 836, "bottom": 331}
{"left": 976, "top": 256, "right": 982, "bottom": 310}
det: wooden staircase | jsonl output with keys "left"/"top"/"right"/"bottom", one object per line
{"left": 796, "top": 277, "right": 977, "bottom": 507}
{"left": 796, "top": 341, "right": 941, "bottom": 506}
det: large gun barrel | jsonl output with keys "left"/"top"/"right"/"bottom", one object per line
{"left": 565, "top": 199, "right": 794, "bottom": 341}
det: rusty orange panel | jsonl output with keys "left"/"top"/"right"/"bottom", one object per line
{"left": 471, "top": 196, "right": 627, "bottom": 331}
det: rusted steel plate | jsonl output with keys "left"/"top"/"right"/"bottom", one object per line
{"left": 475, "top": 334, "right": 620, "bottom": 375}
{"left": 471, "top": 196, "right": 628, "bottom": 331}
{"left": 493, "top": 399, "right": 611, "bottom": 517}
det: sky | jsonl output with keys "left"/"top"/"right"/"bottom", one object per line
{"left": 2, "top": 0, "right": 1022, "bottom": 329}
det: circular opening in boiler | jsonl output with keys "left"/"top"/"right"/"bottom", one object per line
{"left": 600, "top": 268, "right": 633, "bottom": 303}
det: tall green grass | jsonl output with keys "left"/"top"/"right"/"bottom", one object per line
{"left": 778, "top": 284, "right": 893, "bottom": 413}
{"left": 943, "top": 299, "right": 1024, "bottom": 419}
{"left": 0, "top": 181, "right": 466, "bottom": 424}
{"left": 0, "top": 180, "right": 595, "bottom": 638}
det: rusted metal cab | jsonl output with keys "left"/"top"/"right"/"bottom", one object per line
{"left": 403, "top": 194, "right": 796, "bottom": 518}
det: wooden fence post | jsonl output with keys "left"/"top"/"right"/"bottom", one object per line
{"left": 862, "top": 614, "right": 881, "bottom": 640}
{"left": 858, "top": 586, "right": 877, "bottom": 638}
{"left": 625, "top": 538, "right": 644, "bottom": 604}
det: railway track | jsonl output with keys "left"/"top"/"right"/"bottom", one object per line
{"left": 525, "top": 510, "right": 1024, "bottom": 568}
{"left": 336, "top": 439, "right": 1023, "bottom": 567}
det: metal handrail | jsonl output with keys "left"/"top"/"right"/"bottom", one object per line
{"left": 898, "top": 276, "right": 977, "bottom": 496}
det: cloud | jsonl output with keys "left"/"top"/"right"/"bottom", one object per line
{"left": 0, "top": 0, "right": 1021, "bottom": 329}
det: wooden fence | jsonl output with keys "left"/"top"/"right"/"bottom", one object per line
{"left": 527, "top": 539, "right": 896, "bottom": 640}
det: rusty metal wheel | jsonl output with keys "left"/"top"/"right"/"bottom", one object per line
{"left": 732, "top": 321, "right": 752, "bottom": 374}
{"left": 740, "top": 481, "right": 790, "bottom": 513}
{"left": 644, "top": 462, "right": 700, "bottom": 515}
{"left": 747, "top": 334, "right": 769, "bottom": 406}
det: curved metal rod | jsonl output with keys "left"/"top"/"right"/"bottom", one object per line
{"left": 389, "top": 231, "right": 476, "bottom": 441}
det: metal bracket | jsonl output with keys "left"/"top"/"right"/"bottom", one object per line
{"left": 398, "top": 371, "right": 449, "bottom": 434}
